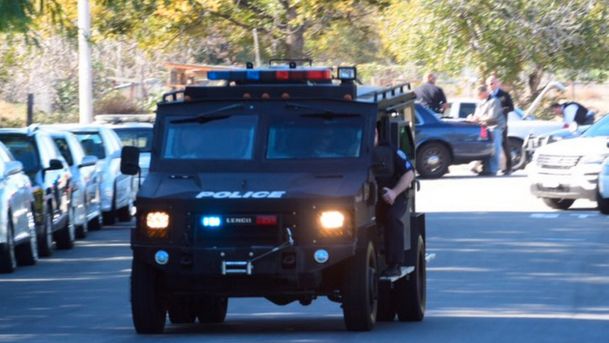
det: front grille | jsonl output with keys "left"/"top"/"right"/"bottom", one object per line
{"left": 537, "top": 154, "right": 581, "bottom": 169}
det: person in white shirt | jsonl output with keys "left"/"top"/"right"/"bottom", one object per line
{"left": 551, "top": 102, "right": 595, "bottom": 126}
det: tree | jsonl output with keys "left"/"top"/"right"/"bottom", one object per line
{"left": 96, "top": 0, "right": 389, "bottom": 61}
{"left": 381, "top": 0, "right": 609, "bottom": 102}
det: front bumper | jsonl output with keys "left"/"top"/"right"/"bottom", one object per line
{"left": 528, "top": 164, "right": 601, "bottom": 200}
{"left": 133, "top": 242, "right": 355, "bottom": 295}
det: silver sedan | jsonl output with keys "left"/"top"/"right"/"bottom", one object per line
{"left": 0, "top": 142, "right": 37, "bottom": 273}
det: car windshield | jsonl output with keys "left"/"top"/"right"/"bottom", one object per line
{"left": 53, "top": 138, "right": 74, "bottom": 166}
{"left": 267, "top": 116, "right": 363, "bottom": 159}
{"left": 0, "top": 135, "right": 40, "bottom": 174}
{"left": 73, "top": 132, "right": 106, "bottom": 159}
{"left": 114, "top": 128, "right": 153, "bottom": 153}
{"left": 581, "top": 115, "right": 609, "bottom": 137}
{"left": 162, "top": 115, "right": 257, "bottom": 160}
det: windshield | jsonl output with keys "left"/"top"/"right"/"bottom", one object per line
{"left": 163, "top": 115, "right": 257, "bottom": 160}
{"left": 0, "top": 135, "right": 40, "bottom": 174}
{"left": 73, "top": 132, "right": 106, "bottom": 159}
{"left": 581, "top": 114, "right": 609, "bottom": 137}
{"left": 267, "top": 116, "right": 363, "bottom": 159}
{"left": 114, "top": 128, "right": 153, "bottom": 153}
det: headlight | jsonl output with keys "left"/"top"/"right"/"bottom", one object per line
{"left": 319, "top": 211, "right": 345, "bottom": 229}
{"left": 146, "top": 211, "right": 170, "bottom": 229}
{"left": 580, "top": 154, "right": 609, "bottom": 165}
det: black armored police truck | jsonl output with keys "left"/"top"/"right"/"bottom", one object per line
{"left": 120, "top": 61, "right": 430, "bottom": 334}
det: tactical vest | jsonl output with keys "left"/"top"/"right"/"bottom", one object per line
{"left": 563, "top": 102, "right": 589, "bottom": 125}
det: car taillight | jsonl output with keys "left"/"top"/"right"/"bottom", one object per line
{"left": 480, "top": 126, "right": 489, "bottom": 140}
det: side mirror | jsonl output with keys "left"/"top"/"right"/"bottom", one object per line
{"left": 606, "top": 141, "right": 609, "bottom": 149}
{"left": 79, "top": 155, "right": 98, "bottom": 168}
{"left": 372, "top": 146, "right": 395, "bottom": 179}
{"left": 4, "top": 161, "right": 23, "bottom": 177}
{"left": 47, "top": 159, "right": 64, "bottom": 171}
{"left": 121, "top": 146, "right": 140, "bottom": 176}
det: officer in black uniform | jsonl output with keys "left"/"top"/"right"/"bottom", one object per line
{"left": 375, "top": 128, "right": 416, "bottom": 277}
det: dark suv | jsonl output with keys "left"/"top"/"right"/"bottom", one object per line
{"left": 0, "top": 127, "right": 74, "bottom": 256}
{"left": 122, "top": 65, "right": 429, "bottom": 334}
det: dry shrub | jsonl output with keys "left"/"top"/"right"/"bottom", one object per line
{"left": 94, "top": 94, "right": 146, "bottom": 115}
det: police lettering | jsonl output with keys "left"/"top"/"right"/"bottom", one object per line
{"left": 196, "top": 191, "right": 286, "bottom": 199}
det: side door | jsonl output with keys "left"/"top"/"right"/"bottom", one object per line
{"left": 38, "top": 134, "right": 71, "bottom": 219}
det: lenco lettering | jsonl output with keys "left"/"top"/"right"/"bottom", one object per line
{"left": 196, "top": 191, "right": 286, "bottom": 199}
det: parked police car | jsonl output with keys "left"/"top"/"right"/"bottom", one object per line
{"left": 121, "top": 62, "right": 429, "bottom": 333}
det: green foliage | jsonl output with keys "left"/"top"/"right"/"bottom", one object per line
{"left": 380, "top": 0, "right": 609, "bottom": 98}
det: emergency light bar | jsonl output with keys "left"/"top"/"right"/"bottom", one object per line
{"left": 207, "top": 68, "right": 332, "bottom": 82}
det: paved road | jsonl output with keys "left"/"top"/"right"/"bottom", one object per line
{"left": 1, "top": 169, "right": 608, "bottom": 342}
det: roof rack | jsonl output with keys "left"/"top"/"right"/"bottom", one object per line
{"left": 357, "top": 83, "right": 415, "bottom": 113}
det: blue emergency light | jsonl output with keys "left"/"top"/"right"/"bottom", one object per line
{"left": 201, "top": 215, "right": 222, "bottom": 228}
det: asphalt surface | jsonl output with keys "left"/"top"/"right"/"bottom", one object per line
{"left": 1, "top": 168, "right": 608, "bottom": 343}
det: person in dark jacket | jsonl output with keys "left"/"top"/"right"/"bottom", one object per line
{"left": 374, "top": 128, "right": 415, "bottom": 277}
{"left": 415, "top": 72, "right": 448, "bottom": 114}
{"left": 487, "top": 75, "right": 514, "bottom": 175}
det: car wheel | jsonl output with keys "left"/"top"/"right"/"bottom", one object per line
{"left": 395, "top": 235, "right": 426, "bottom": 322}
{"left": 75, "top": 206, "right": 88, "bottom": 239}
{"left": 542, "top": 198, "right": 575, "bottom": 210}
{"left": 196, "top": 297, "right": 228, "bottom": 324}
{"left": 342, "top": 240, "right": 378, "bottom": 331}
{"left": 16, "top": 213, "right": 38, "bottom": 266}
{"left": 88, "top": 215, "right": 102, "bottom": 231}
{"left": 509, "top": 138, "right": 526, "bottom": 170}
{"left": 597, "top": 191, "right": 609, "bottom": 215}
{"left": 117, "top": 203, "right": 132, "bottom": 222}
{"left": 37, "top": 211, "right": 54, "bottom": 257}
{"left": 416, "top": 143, "right": 450, "bottom": 179}
{"left": 131, "top": 259, "right": 166, "bottom": 334}
{"left": 0, "top": 216, "right": 17, "bottom": 273}
{"left": 55, "top": 209, "right": 75, "bottom": 250}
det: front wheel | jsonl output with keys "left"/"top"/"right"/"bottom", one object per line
{"left": 416, "top": 143, "right": 450, "bottom": 179}
{"left": 0, "top": 219, "right": 17, "bottom": 273}
{"left": 342, "top": 240, "right": 378, "bottom": 331}
{"left": 597, "top": 191, "right": 609, "bottom": 215}
{"left": 117, "top": 203, "right": 132, "bottom": 222}
{"left": 131, "top": 259, "right": 166, "bottom": 334}
{"left": 542, "top": 198, "right": 574, "bottom": 210}
{"left": 37, "top": 211, "right": 54, "bottom": 257}
{"left": 16, "top": 215, "right": 38, "bottom": 266}
{"left": 55, "top": 210, "right": 75, "bottom": 250}
{"left": 509, "top": 138, "right": 526, "bottom": 170}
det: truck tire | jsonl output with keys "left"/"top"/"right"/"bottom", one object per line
{"left": 16, "top": 221, "right": 38, "bottom": 266}
{"left": 197, "top": 297, "right": 228, "bottom": 324}
{"left": 342, "top": 240, "right": 378, "bottom": 331}
{"left": 55, "top": 211, "right": 75, "bottom": 250}
{"left": 377, "top": 282, "right": 396, "bottom": 322}
{"left": 396, "top": 235, "right": 426, "bottom": 322}
{"left": 75, "top": 205, "right": 88, "bottom": 239}
{"left": 597, "top": 191, "right": 609, "bottom": 215}
{"left": 131, "top": 259, "right": 166, "bottom": 334}
{"left": 416, "top": 143, "right": 450, "bottom": 179}
{"left": 542, "top": 198, "right": 574, "bottom": 210}
{"left": 168, "top": 302, "right": 197, "bottom": 324}
{"left": 0, "top": 218, "right": 17, "bottom": 273}
{"left": 37, "top": 211, "right": 54, "bottom": 257}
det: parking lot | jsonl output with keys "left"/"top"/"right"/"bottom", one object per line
{"left": 0, "top": 167, "right": 607, "bottom": 342}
